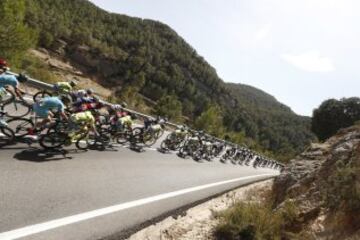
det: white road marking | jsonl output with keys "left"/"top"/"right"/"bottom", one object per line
{"left": 0, "top": 173, "right": 278, "bottom": 240}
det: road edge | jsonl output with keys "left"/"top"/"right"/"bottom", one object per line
{"left": 103, "top": 176, "right": 276, "bottom": 240}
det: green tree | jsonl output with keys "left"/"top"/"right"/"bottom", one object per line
{"left": 195, "top": 106, "right": 225, "bottom": 137}
{"left": 154, "top": 95, "right": 182, "bottom": 121}
{"left": 312, "top": 97, "right": 360, "bottom": 141}
{"left": 0, "top": 0, "right": 36, "bottom": 65}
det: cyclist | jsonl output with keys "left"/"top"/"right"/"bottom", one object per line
{"left": 68, "top": 110, "right": 98, "bottom": 136}
{"left": 171, "top": 125, "right": 188, "bottom": 140}
{"left": 0, "top": 72, "right": 28, "bottom": 99}
{"left": 71, "top": 89, "right": 87, "bottom": 102}
{"left": 54, "top": 80, "right": 76, "bottom": 95}
{"left": 32, "top": 96, "right": 68, "bottom": 130}
{"left": 116, "top": 112, "right": 135, "bottom": 131}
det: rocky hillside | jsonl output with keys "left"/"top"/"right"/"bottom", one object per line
{"left": 273, "top": 124, "right": 360, "bottom": 239}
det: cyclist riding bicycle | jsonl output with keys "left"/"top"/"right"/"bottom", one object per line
{"left": 71, "top": 89, "right": 87, "bottom": 101}
{"left": 32, "top": 96, "right": 68, "bottom": 130}
{"left": 54, "top": 80, "right": 77, "bottom": 95}
{"left": 0, "top": 71, "right": 28, "bottom": 100}
{"left": 116, "top": 113, "right": 135, "bottom": 131}
{"left": 108, "top": 103, "right": 128, "bottom": 120}
{"left": 171, "top": 125, "right": 188, "bottom": 139}
{"left": 69, "top": 110, "right": 98, "bottom": 136}
{"left": 72, "top": 89, "right": 96, "bottom": 108}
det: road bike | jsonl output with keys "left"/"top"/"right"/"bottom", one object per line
{"left": 0, "top": 87, "right": 31, "bottom": 117}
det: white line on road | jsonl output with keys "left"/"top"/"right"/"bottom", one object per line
{"left": 0, "top": 173, "right": 278, "bottom": 240}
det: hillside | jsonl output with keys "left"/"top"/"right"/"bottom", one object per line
{"left": 271, "top": 124, "right": 360, "bottom": 239}
{"left": 211, "top": 124, "right": 360, "bottom": 240}
{"left": 2, "top": 0, "right": 315, "bottom": 159}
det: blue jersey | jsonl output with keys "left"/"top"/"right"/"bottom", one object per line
{"left": 33, "top": 97, "right": 65, "bottom": 118}
{"left": 0, "top": 74, "right": 18, "bottom": 88}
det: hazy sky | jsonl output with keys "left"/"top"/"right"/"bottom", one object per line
{"left": 89, "top": 0, "right": 360, "bottom": 116}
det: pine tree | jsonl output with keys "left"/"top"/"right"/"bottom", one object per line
{"left": 0, "top": 0, "right": 36, "bottom": 65}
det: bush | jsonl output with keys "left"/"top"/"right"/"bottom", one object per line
{"left": 154, "top": 95, "right": 182, "bottom": 121}
{"left": 214, "top": 199, "right": 305, "bottom": 240}
{"left": 214, "top": 202, "right": 284, "bottom": 240}
{"left": 324, "top": 161, "right": 360, "bottom": 213}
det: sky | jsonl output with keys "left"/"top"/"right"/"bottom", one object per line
{"left": 89, "top": 0, "right": 360, "bottom": 116}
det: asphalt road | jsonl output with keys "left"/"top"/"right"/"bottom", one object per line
{"left": 0, "top": 101, "right": 279, "bottom": 240}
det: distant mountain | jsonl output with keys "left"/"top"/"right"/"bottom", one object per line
{"left": 20, "top": 0, "right": 315, "bottom": 158}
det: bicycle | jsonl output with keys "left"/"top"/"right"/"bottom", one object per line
{"left": 160, "top": 130, "right": 188, "bottom": 151}
{"left": 40, "top": 119, "right": 110, "bottom": 150}
{"left": 0, "top": 87, "right": 31, "bottom": 118}
{"left": 133, "top": 120, "right": 166, "bottom": 147}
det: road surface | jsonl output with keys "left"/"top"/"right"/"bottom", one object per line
{"left": 0, "top": 101, "right": 279, "bottom": 240}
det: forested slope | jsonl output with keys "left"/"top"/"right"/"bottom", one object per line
{"left": 0, "top": 0, "right": 315, "bottom": 160}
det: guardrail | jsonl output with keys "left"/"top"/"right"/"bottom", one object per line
{"left": 8, "top": 71, "right": 54, "bottom": 91}
{"left": 8, "top": 70, "right": 247, "bottom": 149}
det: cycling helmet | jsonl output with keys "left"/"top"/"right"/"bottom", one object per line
{"left": 86, "top": 88, "right": 94, "bottom": 95}
{"left": 0, "top": 59, "right": 8, "bottom": 70}
{"left": 130, "top": 112, "right": 137, "bottom": 120}
{"left": 111, "top": 104, "right": 122, "bottom": 111}
{"left": 17, "top": 73, "right": 29, "bottom": 83}
{"left": 77, "top": 89, "right": 86, "bottom": 98}
{"left": 70, "top": 80, "right": 77, "bottom": 87}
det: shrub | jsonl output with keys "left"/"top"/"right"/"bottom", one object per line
{"left": 214, "top": 198, "right": 305, "bottom": 240}
{"left": 214, "top": 202, "right": 284, "bottom": 240}
{"left": 17, "top": 53, "right": 61, "bottom": 84}
{"left": 324, "top": 161, "right": 360, "bottom": 213}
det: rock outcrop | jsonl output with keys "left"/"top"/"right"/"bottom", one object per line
{"left": 273, "top": 124, "right": 360, "bottom": 239}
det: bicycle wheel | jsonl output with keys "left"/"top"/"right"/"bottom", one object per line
{"left": 75, "top": 133, "right": 89, "bottom": 150}
{"left": 33, "top": 91, "right": 52, "bottom": 103}
{"left": 142, "top": 131, "right": 157, "bottom": 147}
{"left": 3, "top": 100, "right": 31, "bottom": 118}
{"left": 6, "top": 117, "right": 34, "bottom": 138}
{"left": 114, "top": 131, "right": 130, "bottom": 144}
{"left": 87, "top": 133, "right": 110, "bottom": 150}
{"left": 0, "top": 126, "right": 15, "bottom": 146}
{"left": 39, "top": 132, "right": 68, "bottom": 149}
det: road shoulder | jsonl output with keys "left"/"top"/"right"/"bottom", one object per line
{"left": 125, "top": 179, "right": 273, "bottom": 240}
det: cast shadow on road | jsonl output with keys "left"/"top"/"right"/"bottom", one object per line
{"left": 13, "top": 148, "right": 74, "bottom": 162}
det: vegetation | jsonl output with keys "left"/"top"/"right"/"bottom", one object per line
{"left": 324, "top": 160, "right": 360, "bottom": 213}
{"left": 0, "top": 0, "right": 316, "bottom": 160}
{"left": 195, "top": 106, "right": 225, "bottom": 137}
{"left": 214, "top": 197, "right": 312, "bottom": 240}
{"left": 154, "top": 95, "right": 182, "bottom": 121}
{"left": 0, "top": 0, "right": 36, "bottom": 65}
{"left": 312, "top": 97, "right": 360, "bottom": 141}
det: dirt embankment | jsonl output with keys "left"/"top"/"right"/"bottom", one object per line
{"left": 126, "top": 180, "right": 273, "bottom": 240}
{"left": 28, "top": 48, "right": 112, "bottom": 99}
